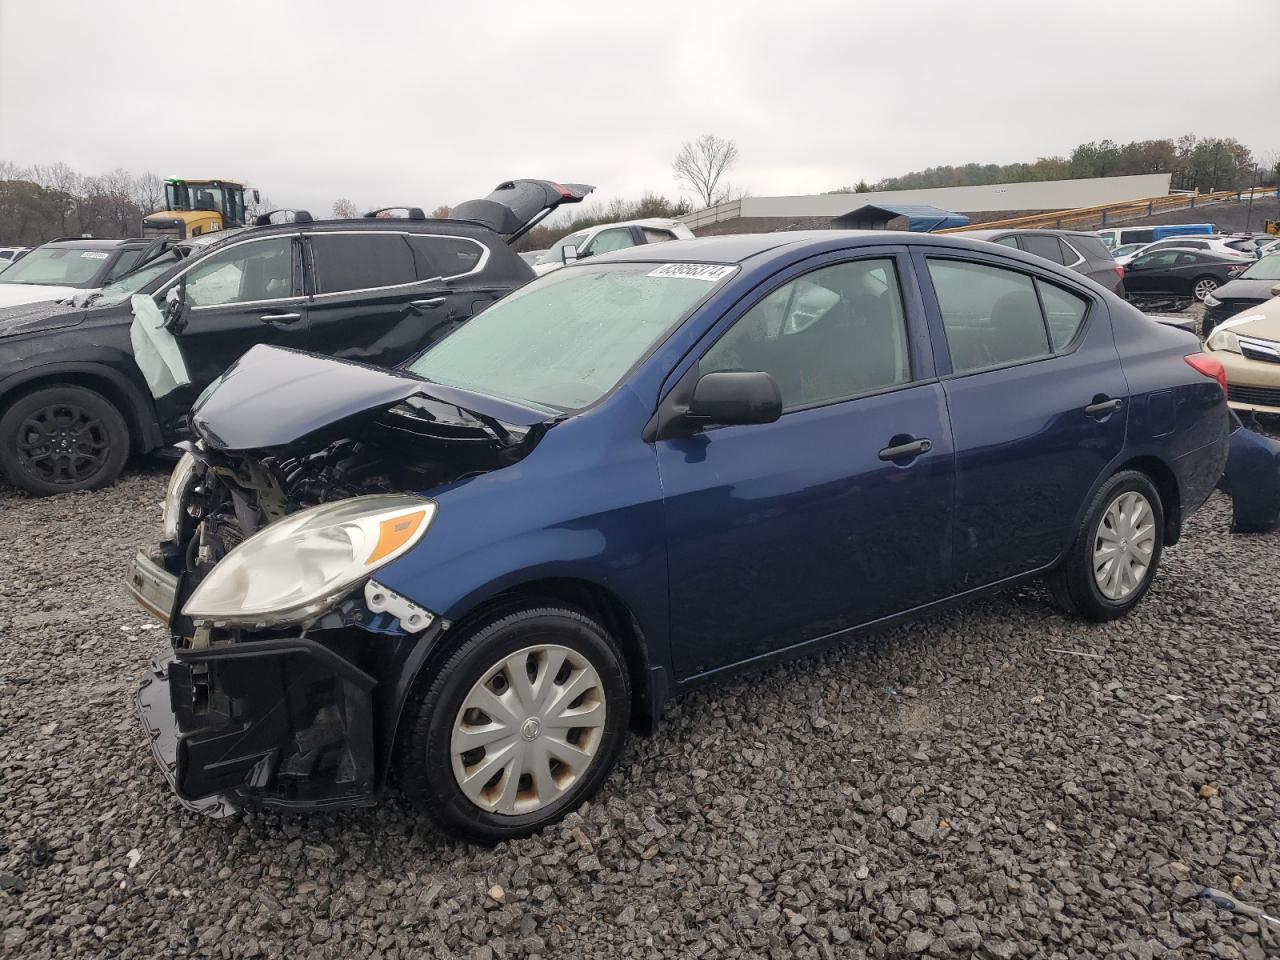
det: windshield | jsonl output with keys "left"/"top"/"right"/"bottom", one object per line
{"left": 1241, "top": 254, "right": 1280, "bottom": 281}
{"left": 0, "top": 246, "right": 111, "bottom": 287}
{"left": 408, "top": 262, "right": 735, "bottom": 412}
{"left": 75, "top": 251, "right": 183, "bottom": 307}
{"left": 538, "top": 231, "right": 589, "bottom": 265}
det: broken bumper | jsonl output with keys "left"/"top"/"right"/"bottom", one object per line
{"left": 135, "top": 640, "right": 380, "bottom": 815}
{"left": 127, "top": 549, "right": 178, "bottom": 625}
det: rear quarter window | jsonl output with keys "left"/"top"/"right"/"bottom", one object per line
{"left": 408, "top": 235, "right": 484, "bottom": 279}
{"left": 1069, "top": 235, "right": 1112, "bottom": 261}
{"left": 1019, "top": 234, "right": 1067, "bottom": 264}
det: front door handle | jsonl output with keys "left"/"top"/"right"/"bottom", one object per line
{"left": 1085, "top": 397, "right": 1124, "bottom": 417}
{"left": 411, "top": 297, "right": 447, "bottom": 309}
{"left": 878, "top": 437, "right": 932, "bottom": 462}
{"left": 260, "top": 312, "right": 302, "bottom": 325}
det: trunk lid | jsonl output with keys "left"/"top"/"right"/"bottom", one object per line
{"left": 450, "top": 180, "right": 594, "bottom": 244}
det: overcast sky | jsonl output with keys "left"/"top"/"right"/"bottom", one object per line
{"left": 2, "top": 0, "right": 1278, "bottom": 219}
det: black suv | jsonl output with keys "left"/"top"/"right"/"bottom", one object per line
{"left": 960, "top": 229, "right": 1125, "bottom": 296}
{"left": 0, "top": 180, "right": 590, "bottom": 495}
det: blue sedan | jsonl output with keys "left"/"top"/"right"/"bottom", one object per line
{"left": 129, "top": 230, "right": 1230, "bottom": 840}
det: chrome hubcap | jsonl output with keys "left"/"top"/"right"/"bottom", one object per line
{"left": 451, "top": 644, "right": 605, "bottom": 816}
{"left": 1194, "top": 279, "right": 1216, "bottom": 301}
{"left": 1093, "top": 491, "right": 1156, "bottom": 601}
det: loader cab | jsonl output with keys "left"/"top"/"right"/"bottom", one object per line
{"left": 143, "top": 179, "right": 260, "bottom": 241}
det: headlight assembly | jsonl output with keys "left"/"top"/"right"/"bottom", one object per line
{"left": 1206, "top": 329, "right": 1242, "bottom": 354}
{"left": 183, "top": 495, "right": 435, "bottom": 627}
{"left": 161, "top": 452, "right": 198, "bottom": 543}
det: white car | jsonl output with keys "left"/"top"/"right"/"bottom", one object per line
{"left": 0, "top": 238, "right": 165, "bottom": 307}
{"left": 0, "top": 247, "right": 29, "bottom": 272}
{"left": 533, "top": 218, "right": 694, "bottom": 276}
{"left": 1114, "top": 235, "right": 1258, "bottom": 267}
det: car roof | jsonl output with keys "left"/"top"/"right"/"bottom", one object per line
{"left": 42, "top": 238, "right": 132, "bottom": 249}
{"left": 589, "top": 229, "right": 1067, "bottom": 266}
{"left": 959, "top": 228, "right": 1099, "bottom": 241}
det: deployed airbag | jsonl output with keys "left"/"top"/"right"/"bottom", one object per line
{"left": 129, "top": 294, "right": 190, "bottom": 398}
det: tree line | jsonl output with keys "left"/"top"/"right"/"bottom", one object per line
{"left": 831, "top": 135, "right": 1278, "bottom": 195}
{"left": 0, "top": 161, "right": 168, "bottom": 246}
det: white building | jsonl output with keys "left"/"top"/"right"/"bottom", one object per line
{"left": 680, "top": 173, "right": 1174, "bottom": 232}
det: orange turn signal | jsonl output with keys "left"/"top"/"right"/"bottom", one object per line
{"left": 366, "top": 510, "right": 427, "bottom": 565}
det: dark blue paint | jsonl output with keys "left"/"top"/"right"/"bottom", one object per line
{"left": 371, "top": 230, "right": 1230, "bottom": 707}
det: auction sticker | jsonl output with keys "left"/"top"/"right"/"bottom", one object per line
{"left": 80, "top": 251, "right": 110, "bottom": 259}
{"left": 647, "top": 263, "right": 735, "bottom": 282}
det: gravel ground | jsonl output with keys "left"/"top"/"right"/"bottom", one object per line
{"left": 2, "top": 457, "right": 1279, "bottom": 960}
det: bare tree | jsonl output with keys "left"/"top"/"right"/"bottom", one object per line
{"left": 672, "top": 134, "right": 741, "bottom": 209}
{"left": 133, "top": 170, "right": 164, "bottom": 214}
{"left": 332, "top": 197, "right": 359, "bottom": 218}
{"left": 430, "top": 205, "right": 451, "bottom": 218}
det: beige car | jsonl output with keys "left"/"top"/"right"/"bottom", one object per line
{"left": 1205, "top": 290, "right": 1280, "bottom": 413}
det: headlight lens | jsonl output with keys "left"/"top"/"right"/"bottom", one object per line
{"left": 1207, "top": 329, "right": 1242, "bottom": 354}
{"left": 183, "top": 495, "right": 435, "bottom": 626}
{"left": 1203, "top": 292, "right": 1221, "bottom": 307}
{"left": 161, "top": 452, "right": 197, "bottom": 542}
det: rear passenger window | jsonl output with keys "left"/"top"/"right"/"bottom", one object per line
{"left": 642, "top": 228, "right": 678, "bottom": 243}
{"left": 700, "top": 259, "right": 911, "bottom": 411}
{"left": 408, "top": 235, "right": 484, "bottom": 279}
{"left": 311, "top": 234, "right": 416, "bottom": 293}
{"left": 1019, "top": 234, "right": 1067, "bottom": 264}
{"left": 927, "top": 260, "right": 1051, "bottom": 373}
{"left": 1035, "top": 279, "right": 1088, "bottom": 350}
{"left": 994, "top": 237, "right": 1020, "bottom": 249}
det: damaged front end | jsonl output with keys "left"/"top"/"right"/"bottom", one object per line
{"left": 128, "top": 345, "right": 551, "bottom": 815}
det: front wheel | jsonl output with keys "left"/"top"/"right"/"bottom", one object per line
{"left": 1192, "top": 277, "right": 1220, "bottom": 302}
{"left": 397, "top": 606, "right": 630, "bottom": 842}
{"left": 1046, "top": 470, "right": 1164, "bottom": 621}
{"left": 0, "top": 385, "right": 130, "bottom": 496}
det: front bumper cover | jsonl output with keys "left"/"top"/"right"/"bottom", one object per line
{"left": 127, "top": 551, "right": 392, "bottom": 814}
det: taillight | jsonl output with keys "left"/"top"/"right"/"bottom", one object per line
{"left": 1185, "top": 352, "right": 1227, "bottom": 397}
{"left": 1113, "top": 264, "right": 1125, "bottom": 280}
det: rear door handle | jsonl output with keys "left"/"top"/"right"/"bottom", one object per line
{"left": 411, "top": 297, "right": 447, "bottom": 309}
{"left": 879, "top": 438, "right": 932, "bottom": 462}
{"left": 1085, "top": 398, "right": 1124, "bottom": 417}
{"left": 260, "top": 312, "right": 302, "bottom": 325}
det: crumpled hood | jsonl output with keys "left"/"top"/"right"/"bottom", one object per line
{"left": 1211, "top": 276, "right": 1280, "bottom": 302}
{"left": 0, "top": 297, "right": 86, "bottom": 338}
{"left": 191, "top": 344, "right": 551, "bottom": 451}
{"left": 0, "top": 283, "right": 80, "bottom": 309}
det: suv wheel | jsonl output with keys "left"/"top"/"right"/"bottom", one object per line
{"left": 0, "top": 385, "right": 130, "bottom": 496}
{"left": 1046, "top": 470, "right": 1164, "bottom": 621}
{"left": 398, "top": 606, "right": 630, "bottom": 842}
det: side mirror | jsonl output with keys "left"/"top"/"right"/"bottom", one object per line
{"left": 560, "top": 243, "right": 579, "bottom": 264}
{"left": 162, "top": 279, "right": 187, "bottom": 330}
{"left": 687, "top": 371, "right": 782, "bottom": 428}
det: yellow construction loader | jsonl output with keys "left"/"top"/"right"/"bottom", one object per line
{"left": 142, "top": 178, "right": 259, "bottom": 240}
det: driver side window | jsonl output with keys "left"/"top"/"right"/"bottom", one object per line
{"left": 183, "top": 237, "right": 295, "bottom": 307}
{"left": 583, "top": 228, "right": 638, "bottom": 258}
{"left": 699, "top": 259, "right": 912, "bottom": 411}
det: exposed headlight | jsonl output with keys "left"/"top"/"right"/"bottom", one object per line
{"left": 183, "top": 495, "right": 435, "bottom": 627}
{"left": 1206, "top": 329, "right": 1242, "bottom": 354}
{"left": 1202, "top": 292, "right": 1221, "bottom": 307}
{"left": 161, "top": 452, "right": 197, "bottom": 542}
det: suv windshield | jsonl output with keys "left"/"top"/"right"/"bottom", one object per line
{"left": 408, "top": 262, "right": 735, "bottom": 412}
{"left": 1241, "top": 254, "right": 1280, "bottom": 281}
{"left": 75, "top": 251, "right": 183, "bottom": 307}
{"left": 538, "top": 231, "right": 589, "bottom": 265}
{"left": 0, "top": 246, "right": 111, "bottom": 287}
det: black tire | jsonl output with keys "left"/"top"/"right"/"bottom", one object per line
{"left": 397, "top": 605, "right": 630, "bottom": 843}
{"left": 1191, "top": 276, "right": 1220, "bottom": 303}
{"left": 0, "top": 385, "right": 130, "bottom": 496}
{"left": 1045, "top": 470, "right": 1165, "bottom": 622}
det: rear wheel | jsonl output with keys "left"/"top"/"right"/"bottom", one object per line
{"left": 397, "top": 605, "right": 630, "bottom": 842}
{"left": 0, "top": 385, "right": 130, "bottom": 496}
{"left": 1192, "top": 277, "right": 1220, "bottom": 302}
{"left": 1046, "top": 470, "right": 1164, "bottom": 621}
